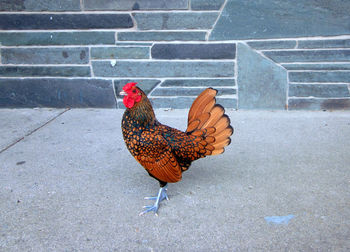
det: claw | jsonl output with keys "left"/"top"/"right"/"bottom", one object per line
{"left": 139, "top": 185, "right": 169, "bottom": 216}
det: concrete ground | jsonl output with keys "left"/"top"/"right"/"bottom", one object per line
{"left": 0, "top": 108, "right": 349, "bottom": 251}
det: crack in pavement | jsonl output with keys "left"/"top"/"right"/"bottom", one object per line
{"left": 0, "top": 108, "right": 70, "bottom": 155}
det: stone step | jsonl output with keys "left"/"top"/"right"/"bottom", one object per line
{"left": 289, "top": 71, "right": 350, "bottom": 83}
{"left": 282, "top": 63, "right": 350, "bottom": 71}
{"left": 298, "top": 39, "right": 350, "bottom": 49}
{"left": 289, "top": 84, "right": 350, "bottom": 98}
{"left": 263, "top": 49, "right": 350, "bottom": 63}
{"left": 248, "top": 40, "right": 297, "bottom": 50}
{"left": 289, "top": 98, "right": 350, "bottom": 110}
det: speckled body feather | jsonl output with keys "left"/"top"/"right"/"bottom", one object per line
{"left": 121, "top": 87, "right": 233, "bottom": 186}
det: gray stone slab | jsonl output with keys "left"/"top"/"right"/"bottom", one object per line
{"left": 118, "top": 96, "right": 237, "bottom": 109}
{"left": 115, "top": 42, "right": 153, "bottom": 46}
{"left": 289, "top": 84, "right": 350, "bottom": 98}
{"left": 247, "top": 40, "right": 296, "bottom": 50}
{"left": 118, "top": 31, "right": 206, "bottom": 41}
{"left": 161, "top": 79, "right": 236, "bottom": 87}
{"left": 150, "top": 97, "right": 194, "bottom": 109}
{"left": 289, "top": 98, "right": 350, "bottom": 110}
{"left": 92, "top": 61, "right": 234, "bottom": 78}
{"left": 0, "top": 66, "right": 90, "bottom": 77}
{"left": 289, "top": 71, "right": 350, "bottom": 83}
{"left": 216, "top": 97, "right": 237, "bottom": 109}
{"left": 191, "top": 0, "right": 225, "bottom": 10}
{"left": 114, "top": 79, "right": 161, "bottom": 98}
{"left": 151, "top": 87, "right": 236, "bottom": 96}
{"left": 1, "top": 109, "right": 350, "bottom": 250}
{"left": 0, "top": 79, "right": 116, "bottom": 108}
{"left": 91, "top": 47, "right": 149, "bottom": 59}
{"left": 151, "top": 43, "right": 235, "bottom": 59}
{"left": 0, "top": 0, "right": 81, "bottom": 11}
{"left": 298, "top": 39, "right": 350, "bottom": 49}
{"left": 84, "top": 0, "right": 188, "bottom": 11}
{"left": 133, "top": 12, "right": 218, "bottom": 30}
{"left": 237, "top": 43, "right": 288, "bottom": 109}
{"left": 0, "top": 14, "right": 133, "bottom": 30}
{"left": 0, "top": 32, "right": 115, "bottom": 46}
{"left": 263, "top": 50, "right": 350, "bottom": 63}
{"left": 282, "top": 63, "right": 350, "bottom": 71}
{"left": 1, "top": 47, "right": 89, "bottom": 64}
{"left": 210, "top": 0, "right": 350, "bottom": 40}
{"left": 0, "top": 108, "right": 66, "bottom": 152}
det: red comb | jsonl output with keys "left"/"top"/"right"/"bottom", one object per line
{"left": 123, "top": 82, "right": 138, "bottom": 91}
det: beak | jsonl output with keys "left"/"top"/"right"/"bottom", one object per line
{"left": 119, "top": 91, "right": 127, "bottom": 96}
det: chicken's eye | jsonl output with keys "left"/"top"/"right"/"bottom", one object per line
{"left": 133, "top": 90, "right": 137, "bottom": 93}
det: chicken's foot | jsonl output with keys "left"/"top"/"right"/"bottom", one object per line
{"left": 139, "top": 184, "right": 169, "bottom": 216}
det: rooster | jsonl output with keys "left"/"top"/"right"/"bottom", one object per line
{"left": 120, "top": 82, "right": 233, "bottom": 215}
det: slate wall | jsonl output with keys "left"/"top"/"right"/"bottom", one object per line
{"left": 0, "top": 0, "right": 349, "bottom": 110}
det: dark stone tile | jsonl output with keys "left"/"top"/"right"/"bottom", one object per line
{"left": 0, "top": 14, "right": 133, "bottom": 30}
{"left": 0, "top": 79, "right": 116, "bottom": 108}
{"left": 191, "top": 0, "right": 225, "bottom": 10}
{"left": 210, "top": 0, "right": 350, "bottom": 40}
{"left": 289, "top": 71, "right": 350, "bottom": 83}
{"left": 298, "top": 39, "right": 350, "bottom": 49}
{"left": 151, "top": 87, "right": 236, "bottom": 96}
{"left": 84, "top": 0, "right": 188, "bottom": 11}
{"left": 289, "top": 84, "right": 350, "bottom": 98}
{"left": 114, "top": 79, "right": 161, "bottom": 98}
{"left": 148, "top": 96, "right": 237, "bottom": 109}
{"left": 0, "top": 32, "right": 115, "bottom": 46}
{"left": 263, "top": 50, "right": 350, "bottom": 63}
{"left": 91, "top": 47, "right": 149, "bottom": 59}
{"left": 289, "top": 98, "right": 350, "bottom": 110}
{"left": 2, "top": 47, "right": 89, "bottom": 64}
{"left": 237, "top": 43, "right": 288, "bottom": 109}
{"left": 0, "top": 0, "right": 24, "bottom": 11}
{"left": 151, "top": 43, "right": 235, "bottom": 59}
{"left": 92, "top": 61, "right": 234, "bottom": 77}
{"left": 282, "top": 63, "right": 350, "bottom": 71}
{"left": 0, "top": 0, "right": 81, "bottom": 11}
{"left": 118, "top": 96, "right": 237, "bottom": 109}
{"left": 247, "top": 40, "right": 296, "bottom": 50}
{"left": 0, "top": 66, "right": 90, "bottom": 77}
{"left": 118, "top": 31, "right": 206, "bottom": 41}
{"left": 115, "top": 42, "right": 153, "bottom": 46}
{"left": 149, "top": 97, "right": 195, "bottom": 109}
{"left": 133, "top": 12, "right": 218, "bottom": 30}
{"left": 161, "top": 79, "right": 235, "bottom": 87}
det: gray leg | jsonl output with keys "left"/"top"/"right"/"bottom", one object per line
{"left": 139, "top": 185, "right": 169, "bottom": 216}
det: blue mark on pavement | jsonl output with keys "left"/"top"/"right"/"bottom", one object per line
{"left": 264, "top": 214, "right": 295, "bottom": 225}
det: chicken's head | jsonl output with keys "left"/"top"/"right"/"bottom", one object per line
{"left": 119, "top": 82, "right": 142, "bottom": 109}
